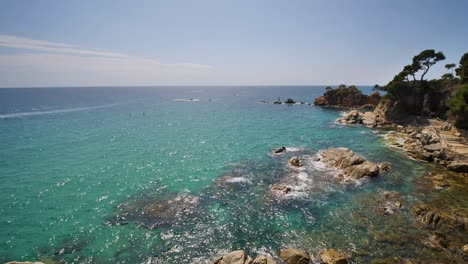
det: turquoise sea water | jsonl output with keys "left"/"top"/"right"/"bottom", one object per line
{"left": 0, "top": 86, "right": 431, "bottom": 263}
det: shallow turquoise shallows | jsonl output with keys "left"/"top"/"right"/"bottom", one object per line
{"left": 0, "top": 87, "right": 428, "bottom": 263}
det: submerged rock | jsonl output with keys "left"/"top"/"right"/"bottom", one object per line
{"left": 375, "top": 191, "right": 403, "bottom": 216}
{"left": 108, "top": 193, "right": 199, "bottom": 228}
{"left": 317, "top": 249, "right": 349, "bottom": 264}
{"left": 213, "top": 176, "right": 251, "bottom": 188}
{"left": 427, "top": 173, "right": 450, "bottom": 190}
{"left": 270, "top": 184, "right": 292, "bottom": 196}
{"left": 411, "top": 204, "right": 467, "bottom": 230}
{"left": 422, "top": 232, "right": 450, "bottom": 251}
{"left": 5, "top": 261, "right": 44, "bottom": 264}
{"left": 279, "top": 248, "right": 310, "bottom": 264}
{"left": 141, "top": 194, "right": 198, "bottom": 223}
{"left": 212, "top": 250, "right": 252, "bottom": 264}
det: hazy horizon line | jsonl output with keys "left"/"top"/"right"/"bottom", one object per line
{"left": 0, "top": 84, "right": 377, "bottom": 89}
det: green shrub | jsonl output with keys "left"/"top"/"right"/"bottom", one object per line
{"left": 446, "top": 84, "right": 468, "bottom": 128}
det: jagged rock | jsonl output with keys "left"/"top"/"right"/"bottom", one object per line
{"left": 378, "top": 162, "right": 391, "bottom": 173}
{"left": 212, "top": 250, "right": 252, "bottom": 264}
{"left": 411, "top": 204, "right": 442, "bottom": 228}
{"left": 447, "top": 161, "right": 468, "bottom": 173}
{"left": 285, "top": 99, "right": 296, "bottom": 104}
{"left": 336, "top": 110, "right": 363, "bottom": 124}
{"left": 252, "top": 256, "right": 276, "bottom": 264}
{"left": 320, "top": 148, "right": 364, "bottom": 169}
{"left": 344, "top": 163, "right": 380, "bottom": 179}
{"left": 273, "top": 146, "right": 286, "bottom": 154}
{"left": 279, "top": 248, "right": 310, "bottom": 264}
{"left": 270, "top": 184, "right": 292, "bottom": 195}
{"left": 319, "top": 148, "right": 387, "bottom": 180}
{"left": 317, "top": 249, "right": 348, "bottom": 264}
{"left": 288, "top": 156, "right": 301, "bottom": 167}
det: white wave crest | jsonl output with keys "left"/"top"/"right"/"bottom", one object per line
{"left": 0, "top": 103, "right": 118, "bottom": 119}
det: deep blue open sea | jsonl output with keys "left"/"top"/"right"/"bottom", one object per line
{"left": 0, "top": 86, "right": 432, "bottom": 263}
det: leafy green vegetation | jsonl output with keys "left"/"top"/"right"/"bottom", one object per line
{"left": 446, "top": 84, "right": 468, "bottom": 128}
{"left": 456, "top": 52, "right": 468, "bottom": 84}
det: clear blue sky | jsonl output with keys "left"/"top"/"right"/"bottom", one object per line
{"left": 0, "top": 0, "right": 467, "bottom": 87}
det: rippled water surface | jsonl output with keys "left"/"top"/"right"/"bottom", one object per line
{"left": 0, "top": 87, "right": 435, "bottom": 263}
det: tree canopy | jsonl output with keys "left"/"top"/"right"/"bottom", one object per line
{"left": 457, "top": 52, "right": 468, "bottom": 83}
{"left": 445, "top": 63, "right": 456, "bottom": 70}
{"left": 411, "top": 49, "right": 446, "bottom": 81}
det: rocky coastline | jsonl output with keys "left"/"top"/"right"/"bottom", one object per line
{"left": 312, "top": 84, "right": 468, "bottom": 263}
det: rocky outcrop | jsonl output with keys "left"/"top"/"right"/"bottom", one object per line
{"left": 279, "top": 248, "right": 310, "bottom": 264}
{"left": 447, "top": 161, "right": 468, "bottom": 173}
{"left": 383, "top": 126, "right": 468, "bottom": 172}
{"left": 252, "top": 256, "right": 276, "bottom": 264}
{"left": 212, "top": 250, "right": 252, "bottom": 264}
{"left": 272, "top": 146, "right": 286, "bottom": 155}
{"left": 317, "top": 148, "right": 388, "bottom": 180}
{"left": 212, "top": 251, "right": 276, "bottom": 264}
{"left": 317, "top": 249, "right": 349, "bottom": 264}
{"left": 336, "top": 110, "right": 363, "bottom": 125}
{"left": 411, "top": 204, "right": 443, "bottom": 229}
{"left": 314, "top": 85, "right": 381, "bottom": 108}
{"left": 411, "top": 204, "right": 467, "bottom": 230}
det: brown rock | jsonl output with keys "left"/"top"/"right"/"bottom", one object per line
{"left": 270, "top": 184, "right": 292, "bottom": 195}
{"left": 411, "top": 204, "right": 442, "bottom": 228}
{"left": 462, "top": 244, "right": 468, "bottom": 254}
{"left": 279, "top": 248, "right": 310, "bottom": 264}
{"left": 320, "top": 148, "right": 386, "bottom": 180}
{"left": 288, "top": 156, "right": 301, "bottom": 167}
{"left": 378, "top": 162, "right": 391, "bottom": 173}
{"left": 423, "top": 143, "right": 442, "bottom": 152}
{"left": 212, "top": 250, "right": 252, "bottom": 264}
{"left": 344, "top": 163, "right": 380, "bottom": 179}
{"left": 252, "top": 256, "right": 276, "bottom": 264}
{"left": 318, "top": 249, "right": 348, "bottom": 264}
{"left": 447, "top": 161, "right": 468, "bottom": 173}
